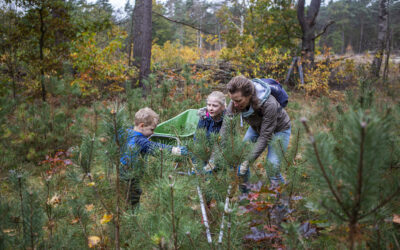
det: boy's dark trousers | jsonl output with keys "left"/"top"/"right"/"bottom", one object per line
{"left": 126, "top": 178, "right": 142, "bottom": 207}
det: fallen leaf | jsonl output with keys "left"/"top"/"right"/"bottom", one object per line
{"left": 88, "top": 236, "right": 101, "bottom": 248}
{"left": 3, "top": 229, "right": 16, "bottom": 236}
{"left": 100, "top": 213, "right": 113, "bottom": 224}
{"left": 299, "top": 222, "right": 317, "bottom": 238}
{"left": 244, "top": 227, "right": 277, "bottom": 242}
{"left": 47, "top": 219, "right": 55, "bottom": 230}
{"left": 71, "top": 218, "right": 80, "bottom": 224}
{"left": 85, "top": 204, "right": 94, "bottom": 212}
{"left": 209, "top": 199, "right": 217, "bottom": 208}
{"left": 47, "top": 194, "right": 61, "bottom": 207}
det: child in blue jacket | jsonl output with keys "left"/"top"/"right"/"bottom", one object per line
{"left": 121, "top": 107, "right": 186, "bottom": 206}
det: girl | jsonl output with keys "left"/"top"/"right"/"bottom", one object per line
{"left": 196, "top": 91, "right": 226, "bottom": 172}
{"left": 197, "top": 91, "right": 226, "bottom": 136}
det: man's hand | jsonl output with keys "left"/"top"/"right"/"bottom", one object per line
{"left": 171, "top": 146, "right": 188, "bottom": 156}
{"left": 238, "top": 161, "right": 249, "bottom": 176}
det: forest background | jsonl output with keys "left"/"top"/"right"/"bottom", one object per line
{"left": 0, "top": 0, "right": 399, "bottom": 249}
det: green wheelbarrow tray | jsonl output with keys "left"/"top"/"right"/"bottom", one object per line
{"left": 149, "top": 109, "right": 199, "bottom": 146}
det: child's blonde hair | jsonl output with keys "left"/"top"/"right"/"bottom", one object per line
{"left": 207, "top": 91, "right": 226, "bottom": 107}
{"left": 134, "top": 107, "right": 159, "bottom": 126}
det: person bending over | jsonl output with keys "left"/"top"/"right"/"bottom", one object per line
{"left": 222, "top": 76, "right": 291, "bottom": 190}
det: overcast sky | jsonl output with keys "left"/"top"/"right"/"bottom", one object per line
{"left": 89, "top": 0, "right": 313, "bottom": 12}
{"left": 107, "top": 0, "right": 127, "bottom": 10}
{"left": 86, "top": 0, "right": 127, "bottom": 11}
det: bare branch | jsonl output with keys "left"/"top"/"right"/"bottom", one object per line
{"left": 314, "top": 20, "right": 335, "bottom": 39}
{"left": 152, "top": 11, "right": 216, "bottom": 35}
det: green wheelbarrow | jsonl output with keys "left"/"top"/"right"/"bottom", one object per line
{"left": 149, "top": 109, "right": 199, "bottom": 146}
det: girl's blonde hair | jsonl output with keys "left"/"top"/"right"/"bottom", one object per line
{"left": 207, "top": 91, "right": 226, "bottom": 107}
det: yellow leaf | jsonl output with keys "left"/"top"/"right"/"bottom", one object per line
{"left": 87, "top": 182, "right": 95, "bottom": 187}
{"left": 85, "top": 204, "right": 94, "bottom": 212}
{"left": 88, "top": 236, "right": 101, "bottom": 248}
{"left": 100, "top": 213, "right": 113, "bottom": 224}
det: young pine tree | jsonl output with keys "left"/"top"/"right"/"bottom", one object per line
{"left": 302, "top": 88, "right": 400, "bottom": 249}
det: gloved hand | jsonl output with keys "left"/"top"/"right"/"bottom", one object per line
{"left": 203, "top": 160, "right": 215, "bottom": 173}
{"left": 171, "top": 146, "right": 188, "bottom": 156}
{"left": 237, "top": 161, "right": 249, "bottom": 176}
{"left": 197, "top": 107, "right": 208, "bottom": 119}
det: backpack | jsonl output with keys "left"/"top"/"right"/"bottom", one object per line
{"left": 252, "top": 78, "right": 289, "bottom": 108}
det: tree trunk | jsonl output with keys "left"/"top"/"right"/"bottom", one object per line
{"left": 39, "top": 6, "right": 47, "bottom": 102}
{"left": 370, "top": 0, "right": 388, "bottom": 78}
{"left": 359, "top": 19, "right": 364, "bottom": 53}
{"left": 349, "top": 221, "right": 357, "bottom": 250}
{"left": 297, "top": 0, "right": 322, "bottom": 69}
{"left": 239, "top": 0, "right": 245, "bottom": 36}
{"left": 12, "top": 48, "right": 16, "bottom": 99}
{"left": 341, "top": 26, "right": 345, "bottom": 54}
{"left": 132, "top": 0, "right": 153, "bottom": 91}
{"left": 51, "top": 0, "right": 66, "bottom": 47}
{"left": 128, "top": 7, "right": 135, "bottom": 67}
{"left": 383, "top": 13, "right": 391, "bottom": 81}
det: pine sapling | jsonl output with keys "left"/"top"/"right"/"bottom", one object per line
{"left": 301, "top": 102, "right": 400, "bottom": 249}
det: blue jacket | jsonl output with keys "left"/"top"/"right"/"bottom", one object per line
{"left": 120, "top": 129, "right": 171, "bottom": 172}
{"left": 196, "top": 107, "right": 224, "bottom": 137}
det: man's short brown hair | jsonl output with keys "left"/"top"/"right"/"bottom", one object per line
{"left": 134, "top": 107, "right": 159, "bottom": 126}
